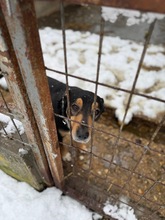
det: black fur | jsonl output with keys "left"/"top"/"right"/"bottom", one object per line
{"left": 48, "top": 76, "right": 104, "bottom": 143}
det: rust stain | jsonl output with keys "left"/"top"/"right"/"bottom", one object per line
{"left": 0, "top": 0, "right": 55, "bottom": 187}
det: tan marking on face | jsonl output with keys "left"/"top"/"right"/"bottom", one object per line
{"left": 86, "top": 114, "right": 92, "bottom": 140}
{"left": 75, "top": 98, "right": 83, "bottom": 109}
{"left": 71, "top": 114, "right": 83, "bottom": 140}
{"left": 58, "top": 129, "right": 69, "bottom": 137}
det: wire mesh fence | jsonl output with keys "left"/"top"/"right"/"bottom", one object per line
{"left": 0, "top": 0, "right": 165, "bottom": 219}
{"left": 51, "top": 1, "right": 165, "bottom": 219}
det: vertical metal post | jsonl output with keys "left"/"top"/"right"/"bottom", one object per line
{"left": 0, "top": 0, "right": 64, "bottom": 189}
{"left": 0, "top": 6, "right": 53, "bottom": 187}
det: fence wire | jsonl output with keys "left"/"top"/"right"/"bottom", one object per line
{"left": 51, "top": 2, "right": 165, "bottom": 219}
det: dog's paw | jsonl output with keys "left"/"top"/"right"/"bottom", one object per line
{"left": 62, "top": 152, "right": 71, "bottom": 162}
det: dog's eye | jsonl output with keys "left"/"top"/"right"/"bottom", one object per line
{"left": 71, "top": 104, "right": 80, "bottom": 112}
{"left": 95, "top": 109, "right": 100, "bottom": 117}
{"left": 93, "top": 109, "right": 100, "bottom": 119}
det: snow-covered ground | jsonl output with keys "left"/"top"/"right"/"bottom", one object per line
{"left": 0, "top": 9, "right": 165, "bottom": 125}
{"left": 40, "top": 27, "right": 165, "bottom": 124}
{"left": 0, "top": 170, "right": 138, "bottom": 220}
{"left": 0, "top": 170, "right": 94, "bottom": 220}
{"left": 102, "top": 6, "right": 165, "bottom": 25}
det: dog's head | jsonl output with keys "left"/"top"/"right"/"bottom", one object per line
{"left": 64, "top": 87, "right": 104, "bottom": 143}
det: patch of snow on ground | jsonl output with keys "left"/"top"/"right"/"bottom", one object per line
{"left": 0, "top": 74, "right": 8, "bottom": 90}
{"left": 0, "top": 170, "right": 138, "bottom": 220}
{"left": 39, "top": 28, "right": 165, "bottom": 124}
{"left": 101, "top": 7, "right": 165, "bottom": 26}
{"left": 103, "top": 199, "right": 137, "bottom": 220}
{"left": 0, "top": 113, "right": 24, "bottom": 136}
{"left": 0, "top": 170, "right": 96, "bottom": 220}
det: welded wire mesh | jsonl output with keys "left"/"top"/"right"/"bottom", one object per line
{"left": 44, "top": 1, "right": 165, "bottom": 219}
{"left": 0, "top": 82, "right": 29, "bottom": 147}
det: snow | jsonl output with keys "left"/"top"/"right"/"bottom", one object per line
{"left": 39, "top": 27, "right": 165, "bottom": 124}
{"left": 103, "top": 199, "right": 137, "bottom": 220}
{"left": 0, "top": 113, "right": 24, "bottom": 136}
{"left": 18, "top": 148, "right": 28, "bottom": 155}
{"left": 0, "top": 170, "right": 94, "bottom": 220}
{"left": 0, "top": 74, "right": 8, "bottom": 90}
{"left": 0, "top": 170, "right": 138, "bottom": 220}
{"left": 101, "top": 7, "right": 165, "bottom": 26}
{"left": 1, "top": 28, "right": 164, "bottom": 125}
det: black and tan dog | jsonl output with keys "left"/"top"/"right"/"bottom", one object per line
{"left": 48, "top": 77, "right": 104, "bottom": 160}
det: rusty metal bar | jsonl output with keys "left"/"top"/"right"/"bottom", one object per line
{"left": 133, "top": 177, "right": 162, "bottom": 211}
{"left": 60, "top": 0, "right": 72, "bottom": 141}
{"left": 114, "top": 113, "right": 165, "bottom": 205}
{"left": 88, "top": 16, "right": 105, "bottom": 172}
{"left": 55, "top": 111, "right": 165, "bottom": 156}
{"left": 0, "top": 0, "right": 64, "bottom": 189}
{"left": 104, "top": 19, "right": 156, "bottom": 194}
{"left": 64, "top": 0, "right": 165, "bottom": 13}
{"left": 45, "top": 67, "right": 165, "bottom": 105}
{"left": 0, "top": 4, "right": 53, "bottom": 187}
{"left": 109, "top": 20, "right": 157, "bottom": 203}
{"left": 119, "top": 19, "right": 156, "bottom": 132}
{"left": 60, "top": 0, "right": 78, "bottom": 168}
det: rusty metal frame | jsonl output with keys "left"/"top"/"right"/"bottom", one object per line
{"left": 0, "top": 0, "right": 64, "bottom": 189}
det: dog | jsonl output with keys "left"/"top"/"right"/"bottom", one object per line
{"left": 48, "top": 76, "right": 104, "bottom": 160}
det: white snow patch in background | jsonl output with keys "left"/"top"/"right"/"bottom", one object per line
{"left": 0, "top": 76, "right": 8, "bottom": 90}
{"left": 39, "top": 28, "right": 165, "bottom": 124}
{"left": 18, "top": 148, "right": 28, "bottom": 155}
{"left": 101, "top": 7, "right": 165, "bottom": 26}
{"left": 103, "top": 199, "right": 137, "bottom": 220}
{"left": 0, "top": 113, "right": 24, "bottom": 136}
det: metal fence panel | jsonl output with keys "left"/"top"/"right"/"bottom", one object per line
{"left": 0, "top": 0, "right": 64, "bottom": 189}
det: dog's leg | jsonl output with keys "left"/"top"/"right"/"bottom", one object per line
{"left": 60, "top": 143, "right": 71, "bottom": 162}
{"left": 72, "top": 141, "right": 88, "bottom": 152}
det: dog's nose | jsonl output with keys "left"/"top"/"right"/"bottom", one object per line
{"left": 76, "top": 127, "right": 89, "bottom": 141}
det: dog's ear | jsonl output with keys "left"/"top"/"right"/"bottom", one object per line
{"left": 93, "top": 97, "right": 104, "bottom": 121}
{"left": 99, "top": 97, "right": 104, "bottom": 114}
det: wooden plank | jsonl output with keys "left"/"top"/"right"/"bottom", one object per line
{"left": 0, "top": 133, "right": 45, "bottom": 190}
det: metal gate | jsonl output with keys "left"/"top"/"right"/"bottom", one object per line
{"left": 0, "top": 0, "right": 165, "bottom": 219}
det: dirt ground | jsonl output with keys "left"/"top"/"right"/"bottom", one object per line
{"left": 62, "top": 107, "right": 165, "bottom": 219}
{"left": 1, "top": 82, "right": 164, "bottom": 218}
{"left": 37, "top": 6, "right": 165, "bottom": 218}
